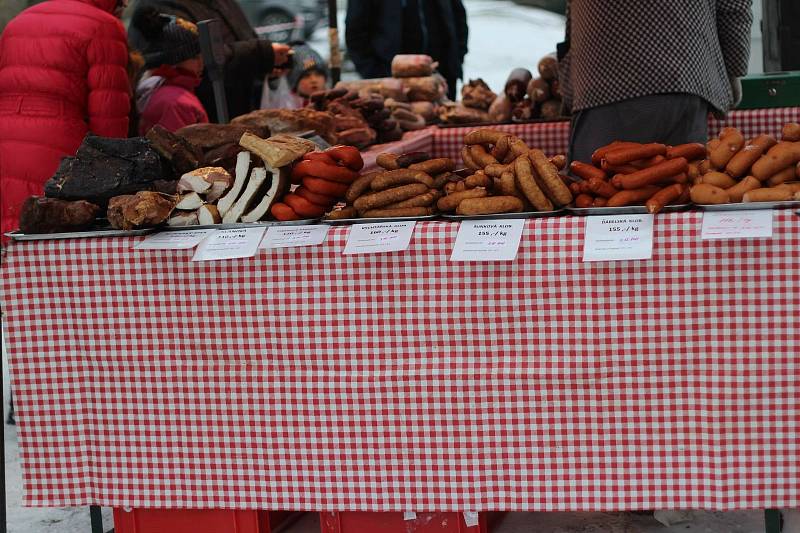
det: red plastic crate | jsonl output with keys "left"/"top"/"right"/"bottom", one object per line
{"left": 113, "top": 508, "right": 294, "bottom": 533}
{"left": 320, "top": 512, "right": 490, "bottom": 533}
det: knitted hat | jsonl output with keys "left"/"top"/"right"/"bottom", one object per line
{"left": 287, "top": 42, "right": 329, "bottom": 91}
{"left": 132, "top": 7, "right": 201, "bottom": 69}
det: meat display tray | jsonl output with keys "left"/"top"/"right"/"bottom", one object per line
{"left": 698, "top": 201, "right": 800, "bottom": 211}
{"left": 6, "top": 227, "right": 155, "bottom": 241}
{"left": 440, "top": 209, "right": 564, "bottom": 221}
{"left": 565, "top": 204, "right": 692, "bottom": 216}
{"left": 323, "top": 215, "right": 439, "bottom": 226}
{"left": 160, "top": 219, "right": 319, "bottom": 231}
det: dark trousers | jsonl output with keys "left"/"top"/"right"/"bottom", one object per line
{"left": 568, "top": 93, "right": 709, "bottom": 164}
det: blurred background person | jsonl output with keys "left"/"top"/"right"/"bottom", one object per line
{"left": 133, "top": 7, "right": 209, "bottom": 134}
{"left": 560, "top": 0, "right": 753, "bottom": 164}
{"left": 261, "top": 42, "right": 329, "bottom": 109}
{"left": 0, "top": 0, "right": 131, "bottom": 241}
{"left": 345, "top": 0, "right": 468, "bottom": 100}
{"left": 129, "top": 0, "right": 291, "bottom": 122}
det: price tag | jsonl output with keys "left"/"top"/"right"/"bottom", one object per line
{"left": 701, "top": 210, "right": 773, "bottom": 240}
{"left": 343, "top": 221, "right": 416, "bottom": 255}
{"left": 134, "top": 229, "right": 214, "bottom": 250}
{"left": 463, "top": 512, "right": 479, "bottom": 527}
{"left": 260, "top": 224, "right": 330, "bottom": 249}
{"left": 403, "top": 512, "right": 417, "bottom": 521}
{"left": 192, "top": 227, "right": 266, "bottom": 261}
{"left": 450, "top": 219, "right": 525, "bottom": 261}
{"left": 583, "top": 214, "right": 654, "bottom": 262}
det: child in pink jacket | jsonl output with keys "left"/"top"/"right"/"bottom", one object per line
{"left": 133, "top": 7, "right": 208, "bottom": 134}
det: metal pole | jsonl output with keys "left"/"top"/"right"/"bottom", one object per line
{"left": 1, "top": 310, "right": 6, "bottom": 533}
{"left": 327, "top": 0, "right": 341, "bottom": 85}
{"left": 90, "top": 505, "right": 104, "bottom": 533}
{"left": 765, "top": 509, "right": 782, "bottom": 533}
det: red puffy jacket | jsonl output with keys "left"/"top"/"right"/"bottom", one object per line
{"left": 0, "top": 0, "right": 130, "bottom": 242}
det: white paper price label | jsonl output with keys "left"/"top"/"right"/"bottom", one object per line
{"left": 701, "top": 210, "right": 773, "bottom": 240}
{"left": 450, "top": 219, "right": 525, "bottom": 261}
{"left": 583, "top": 214, "right": 654, "bottom": 262}
{"left": 192, "top": 227, "right": 266, "bottom": 261}
{"left": 403, "top": 512, "right": 417, "bottom": 521}
{"left": 134, "top": 229, "right": 214, "bottom": 250}
{"left": 343, "top": 221, "right": 416, "bottom": 255}
{"left": 463, "top": 512, "right": 479, "bottom": 527}
{"left": 260, "top": 224, "right": 330, "bottom": 249}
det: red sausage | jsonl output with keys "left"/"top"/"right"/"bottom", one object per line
{"left": 592, "top": 197, "right": 608, "bottom": 207}
{"left": 283, "top": 193, "right": 327, "bottom": 218}
{"left": 295, "top": 186, "right": 337, "bottom": 207}
{"left": 574, "top": 193, "right": 594, "bottom": 208}
{"left": 569, "top": 161, "right": 607, "bottom": 181}
{"left": 271, "top": 202, "right": 300, "bottom": 221}
{"left": 611, "top": 157, "right": 689, "bottom": 190}
{"left": 666, "top": 143, "right": 707, "bottom": 162}
{"left": 604, "top": 143, "right": 667, "bottom": 166}
{"left": 601, "top": 160, "right": 641, "bottom": 174}
{"left": 302, "top": 176, "right": 349, "bottom": 198}
{"left": 586, "top": 177, "right": 620, "bottom": 199}
{"left": 304, "top": 152, "right": 337, "bottom": 165}
{"left": 646, "top": 183, "right": 686, "bottom": 214}
{"left": 590, "top": 141, "right": 641, "bottom": 166}
{"left": 326, "top": 145, "right": 364, "bottom": 171}
{"left": 292, "top": 160, "right": 359, "bottom": 184}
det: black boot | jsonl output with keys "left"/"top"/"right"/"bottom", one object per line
{"left": 6, "top": 395, "right": 14, "bottom": 425}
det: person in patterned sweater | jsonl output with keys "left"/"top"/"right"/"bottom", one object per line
{"left": 559, "top": 0, "right": 753, "bottom": 164}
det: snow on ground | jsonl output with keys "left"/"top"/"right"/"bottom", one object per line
{"left": 460, "top": 0, "right": 565, "bottom": 94}
{"left": 308, "top": 0, "right": 565, "bottom": 95}
{"left": 0, "top": 1, "right": 795, "bottom": 531}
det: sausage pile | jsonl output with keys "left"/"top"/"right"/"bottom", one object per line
{"left": 270, "top": 145, "right": 363, "bottom": 221}
{"left": 568, "top": 141, "right": 702, "bottom": 213}
{"left": 447, "top": 128, "right": 572, "bottom": 215}
{"left": 327, "top": 152, "right": 452, "bottom": 219}
{"left": 689, "top": 123, "right": 800, "bottom": 204}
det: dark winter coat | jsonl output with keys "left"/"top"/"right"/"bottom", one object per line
{"left": 129, "top": 0, "right": 275, "bottom": 122}
{"left": 0, "top": 0, "right": 131, "bottom": 240}
{"left": 345, "top": 0, "right": 468, "bottom": 93}
{"left": 559, "top": 0, "right": 753, "bottom": 114}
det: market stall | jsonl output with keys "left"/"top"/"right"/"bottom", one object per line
{"left": 1, "top": 210, "right": 799, "bottom": 514}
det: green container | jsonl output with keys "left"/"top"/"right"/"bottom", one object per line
{"left": 738, "top": 71, "right": 800, "bottom": 109}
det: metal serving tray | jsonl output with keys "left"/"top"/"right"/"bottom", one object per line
{"left": 6, "top": 227, "right": 155, "bottom": 241}
{"left": 698, "top": 201, "right": 800, "bottom": 211}
{"left": 440, "top": 209, "right": 564, "bottom": 221}
{"left": 323, "top": 215, "right": 439, "bottom": 226}
{"left": 565, "top": 204, "right": 691, "bottom": 216}
{"left": 160, "top": 219, "right": 319, "bottom": 231}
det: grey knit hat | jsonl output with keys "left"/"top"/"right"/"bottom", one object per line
{"left": 287, "top": 42, "right": 329, "bottom": 91}
{"left": 132, "top": 7, "right": 202, "bottom": 69}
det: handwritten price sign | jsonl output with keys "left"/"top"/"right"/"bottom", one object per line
{"left": 701, "top": 210, "right": 773, "bottom": 239}
{"left": 583, "top": 214, "right": 654, "bottom": 262}
{"left": 344, "top": 221, "right": 416, "bottom": 255}
{"left": 451, "top": 219, "right": 525, "bottom": 261}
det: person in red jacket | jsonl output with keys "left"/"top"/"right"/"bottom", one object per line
{"left": 0, "top": 0, "right": 131, "bottom": 242}
{"left": 133, "top": 7, "right": 209, "bottom": 135}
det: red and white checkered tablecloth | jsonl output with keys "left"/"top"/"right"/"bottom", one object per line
{"left": 432, "top": 107, "right": 800, "bottom": 164}
{"left": 2, "top": 211, "right": 800, "bottom": 511}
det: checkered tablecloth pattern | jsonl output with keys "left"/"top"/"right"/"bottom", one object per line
{"left": 2, "top": 211, "right": 799, "bottom": 511}
{"left": 432, "top": 107, "right": 800, "bottom": 164}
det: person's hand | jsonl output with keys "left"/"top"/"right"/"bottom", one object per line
{"left": 730, "top": 76, "right": 743, "bottom": 108}
{"left": 272, "top": 43, "right": 291, "bottom": 68}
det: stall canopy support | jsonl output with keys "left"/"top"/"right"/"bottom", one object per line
{"left": 765, "top": 509, "right": 783, "bottom": 533}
